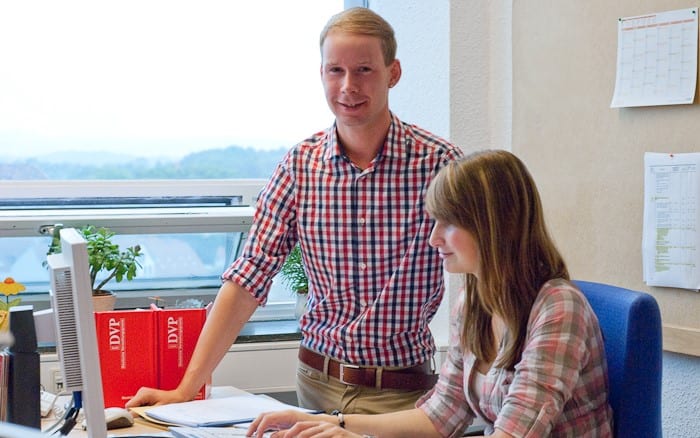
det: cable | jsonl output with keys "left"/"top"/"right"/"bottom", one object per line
{"left": 43, "top": 392, "right": 82, "bottom": 437}
{"left": 56, "top": 392, "right": 83, "bottom": 436}
{"left": 42, "top": 393, "right": 73, "bottom": 436}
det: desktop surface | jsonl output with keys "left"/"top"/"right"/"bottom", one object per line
{"left": 42, "top": 387, "right": 249, "bottom": 437}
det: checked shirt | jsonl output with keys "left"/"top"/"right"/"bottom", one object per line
{"left": 223, "top": 113, "right": 462, "bottom": 367}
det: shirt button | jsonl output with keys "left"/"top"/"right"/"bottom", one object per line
{"left": 358, "top": 217, "right": 366, "bottom": 225}
{"left": 360, "top": 299, "right": 367, "bottom": 307}
{"left": 359, "top": 262, "right": 367, "bottom": 270}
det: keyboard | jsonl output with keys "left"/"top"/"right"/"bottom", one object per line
{"left": 169, "top": 426, "right": 273, "bottom": 438}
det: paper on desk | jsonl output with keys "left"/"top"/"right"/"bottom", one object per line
{"left": 139, "top": 394, "right": 317, "bottom": 427}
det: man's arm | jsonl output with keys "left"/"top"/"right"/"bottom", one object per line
{"left": 126, "top": 280, "right": 259, "bottom": 407}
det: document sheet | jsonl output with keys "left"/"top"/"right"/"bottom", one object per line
{"left": 136, "top": 393, "right": 318, "bottom": 427}
{"left": 643, "top": 152, "right": 700, "bottom": 290}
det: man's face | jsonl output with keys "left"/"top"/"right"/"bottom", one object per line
{"left": 320, "top": 31, "right": 400, "bottom": 130}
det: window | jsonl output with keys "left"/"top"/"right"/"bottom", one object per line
{"left": 0, "top": 1, "right": 347, "bottom": 319}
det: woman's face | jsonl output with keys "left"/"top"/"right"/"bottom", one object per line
{"left": 429, "top": 219, "right": 480, "bottom": 276}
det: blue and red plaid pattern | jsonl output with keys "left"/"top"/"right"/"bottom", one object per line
{"left": 223, "top": 113, "right": 462, "bottom": 367}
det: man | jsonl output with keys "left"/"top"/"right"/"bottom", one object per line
{"left": 126, "top": 7, "right": 462, "bottom": 414}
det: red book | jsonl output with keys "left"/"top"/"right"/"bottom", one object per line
{"left": 94, "top": 310, "right": 157, "bottom": 407}
{"left": 155, "top": 308, "right": 209, "bottom": 399}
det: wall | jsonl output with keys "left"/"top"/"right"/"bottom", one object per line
{"left": 510, "top": 1, "right": 700, "bottom": 436}
{"left": 373, "top": 0, "right": 700, "bottom": 436}
{"left": 512, "top": 0, "right": 700, "bottom": 352}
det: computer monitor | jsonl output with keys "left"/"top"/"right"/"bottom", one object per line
{"left": 46, "top": 228, "right": 107, "bottom": 438}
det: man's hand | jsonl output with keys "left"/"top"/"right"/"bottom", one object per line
{"left": 125, "top": 386, "right": 189, "bottom": 408}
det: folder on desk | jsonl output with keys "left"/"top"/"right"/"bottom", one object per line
{"left": 137, "top": 394, "right": 318, "bottom": 427}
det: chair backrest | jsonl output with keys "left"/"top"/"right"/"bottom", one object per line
{"left": 574, "top": 280, "right": 663, "bottom": 438}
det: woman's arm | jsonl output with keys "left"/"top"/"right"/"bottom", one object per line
{"left": 248, "top": 408, "right": 442, "bottom": 438}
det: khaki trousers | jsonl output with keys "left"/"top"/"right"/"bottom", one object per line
{"left": 295, "top": 359, "right": 429, "bottom": 414}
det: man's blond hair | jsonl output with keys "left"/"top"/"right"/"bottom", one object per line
{"left": 319, "top": 7, "right": 397, "bottom": 66}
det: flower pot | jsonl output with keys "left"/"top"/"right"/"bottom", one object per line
{"left": 92, "top": 291, "right": 117, "bottom": 312}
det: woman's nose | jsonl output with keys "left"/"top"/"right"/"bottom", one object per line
{"left": 429, "top": 227, "right": 441, "bottom": 248}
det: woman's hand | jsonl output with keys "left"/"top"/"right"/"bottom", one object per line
{"left": 246, "top": 410, "right": 322, "bottom": 437}
{"left": 268, "top": 421, "right": 362, "bottom": 437}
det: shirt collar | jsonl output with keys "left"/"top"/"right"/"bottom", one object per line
{"left": 322, "top": 112, "right": 410, "bottom": 163}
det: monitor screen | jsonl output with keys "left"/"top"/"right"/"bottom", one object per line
{"left": 47, "top": 228, "right": 107, "bottom": 438}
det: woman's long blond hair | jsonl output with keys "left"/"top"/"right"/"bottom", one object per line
{"left": 426, "top": 150, "right": 569, "bottom": 369}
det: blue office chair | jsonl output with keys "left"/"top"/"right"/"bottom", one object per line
{"left": 574, "top": 280, "right": 663, "bottom": 438}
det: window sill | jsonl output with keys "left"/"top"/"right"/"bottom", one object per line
{"left": 236, "top": 319, "right": 302, "bottom": 344}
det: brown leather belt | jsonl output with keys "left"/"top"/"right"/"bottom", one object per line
{"left": 298, "top": 346, "right": 438, "bottom": 391}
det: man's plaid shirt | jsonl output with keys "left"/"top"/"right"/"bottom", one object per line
{"left": 223, "top": 113, "right": 463, "bottom": 367}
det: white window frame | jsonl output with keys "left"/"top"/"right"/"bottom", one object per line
{"left": 0, "top": 179, "right": 305, "bottom": 320}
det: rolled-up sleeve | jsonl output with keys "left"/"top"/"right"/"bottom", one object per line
{"left": 417, "top": 295, "right": 475, "bottom": 437}
{"left": 222, "top": 155, "right": 297, "bottom": 304}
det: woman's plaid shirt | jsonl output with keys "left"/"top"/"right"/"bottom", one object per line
{"left": 418, "top": 280, "right": 613, "bottom": 437}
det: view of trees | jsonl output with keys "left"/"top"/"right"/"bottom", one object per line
{"left": 0, "top": 145, "right": 289, "bottom": 180}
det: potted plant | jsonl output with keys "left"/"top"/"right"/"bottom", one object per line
{"left": 280, "top": 244, "right": 308, "bottom": 320}
{"left": 46, "top": 224, "right": 143, "bottom": 311}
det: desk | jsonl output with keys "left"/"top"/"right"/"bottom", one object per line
{"left": 42, "top": 387, "right": 248, "bottom": 437}
{"left": 43, "top": 387, "right": 485, "bottom": 437}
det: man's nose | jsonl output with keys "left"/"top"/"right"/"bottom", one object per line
{"left": 342, "top": 73, "right": 359, "bottom": 94}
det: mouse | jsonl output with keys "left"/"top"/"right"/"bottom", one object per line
{"left": 104, "top": 406, "right": 135, "bottom": 429}
{"left": 82, "top": 406, "right": 135, "bottom": 430}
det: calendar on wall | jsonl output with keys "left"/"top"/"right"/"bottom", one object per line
{"left": 611, "top": 7, "right": 698, "bottom": 108}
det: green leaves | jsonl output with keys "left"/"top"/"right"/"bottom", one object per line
{"left": 280, "top": 244, "right": 308, "bottom": 295}
{"left": 47, "top": 224, "right": 143, "bottom": 294}
{"left": 0, "top": 297, "right": 22, "bottom": 311}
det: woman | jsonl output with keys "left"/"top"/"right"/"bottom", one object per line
{"left": 248, "top": 150, "right": 613, "bottom": 437}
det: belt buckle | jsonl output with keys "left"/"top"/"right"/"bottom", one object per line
{"left": 338, "top": 363, "right": 360, "bottom": 385}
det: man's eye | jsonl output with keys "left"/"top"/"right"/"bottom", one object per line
{"left": 358, "top": 66, "right": 372, "bottom": 73}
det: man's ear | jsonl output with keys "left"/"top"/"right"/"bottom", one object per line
{"left": 389, "top": 59, "right": 402, "bottom": 88}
